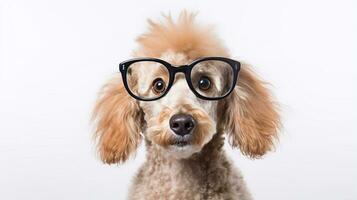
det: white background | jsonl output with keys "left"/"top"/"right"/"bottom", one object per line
{"left": 0, "top": 0, "right": 356, "bottom": 199}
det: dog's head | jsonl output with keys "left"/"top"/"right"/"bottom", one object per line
{"left": 92, "top": 12, "right": 280, "bottom": 164}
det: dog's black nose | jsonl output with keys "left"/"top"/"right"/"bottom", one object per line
{"left": 169, "top": 114, "right": 196, "bottom": 136}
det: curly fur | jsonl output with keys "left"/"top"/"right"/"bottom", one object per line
{"left": 92, "top": 11, "right": 280, "bottom": 200}
{"left": 92, "top": 78, "right": 144, "bottom": 164}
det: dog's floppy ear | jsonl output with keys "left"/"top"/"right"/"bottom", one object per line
{"left": 92, "top": 75, "right": 143, "bottom": 164}
{"left": 221, "top": 64, "right": 280, "bottom": 158}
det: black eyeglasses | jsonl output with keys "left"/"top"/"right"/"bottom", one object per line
{"left": 119, "top": 57, "right": 241, "bottom": 101}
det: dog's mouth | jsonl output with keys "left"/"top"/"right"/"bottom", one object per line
{"left": 170, "top": 135, "right": 191, "bottom": 147}
{"left": 173, "top": 140, "right": 189, "bottom": 147}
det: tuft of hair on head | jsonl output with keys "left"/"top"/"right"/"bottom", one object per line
{"left": 135, "top": 10, "right": 229, "bottom": 59}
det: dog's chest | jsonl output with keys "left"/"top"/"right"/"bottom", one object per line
{"left": 128, "top": 159, "right": 239, "bottom": 200}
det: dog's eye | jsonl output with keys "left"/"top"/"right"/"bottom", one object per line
{"left": 152, "top": 78, "right": 166, "bottom": 94}
{"left": 198, "top": 76, "right": 211, "bottom": 91}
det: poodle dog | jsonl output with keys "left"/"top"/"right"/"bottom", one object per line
{"left": 92, "top": 12, "right": 280, "bottom": 200}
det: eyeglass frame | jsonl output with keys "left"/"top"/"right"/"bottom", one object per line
{"left": 119, "top": 57, "right": 241, "bottom": 101}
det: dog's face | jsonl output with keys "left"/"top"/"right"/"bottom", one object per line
{"left": 92, "top": 12, "right": 280, "bottom": 164}
{"left": 136, "top": 53, "right": 219, "bottom": 159}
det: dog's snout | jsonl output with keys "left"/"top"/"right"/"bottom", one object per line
{"left": 169, "top": 114, "right": 196, "bottom": 136}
